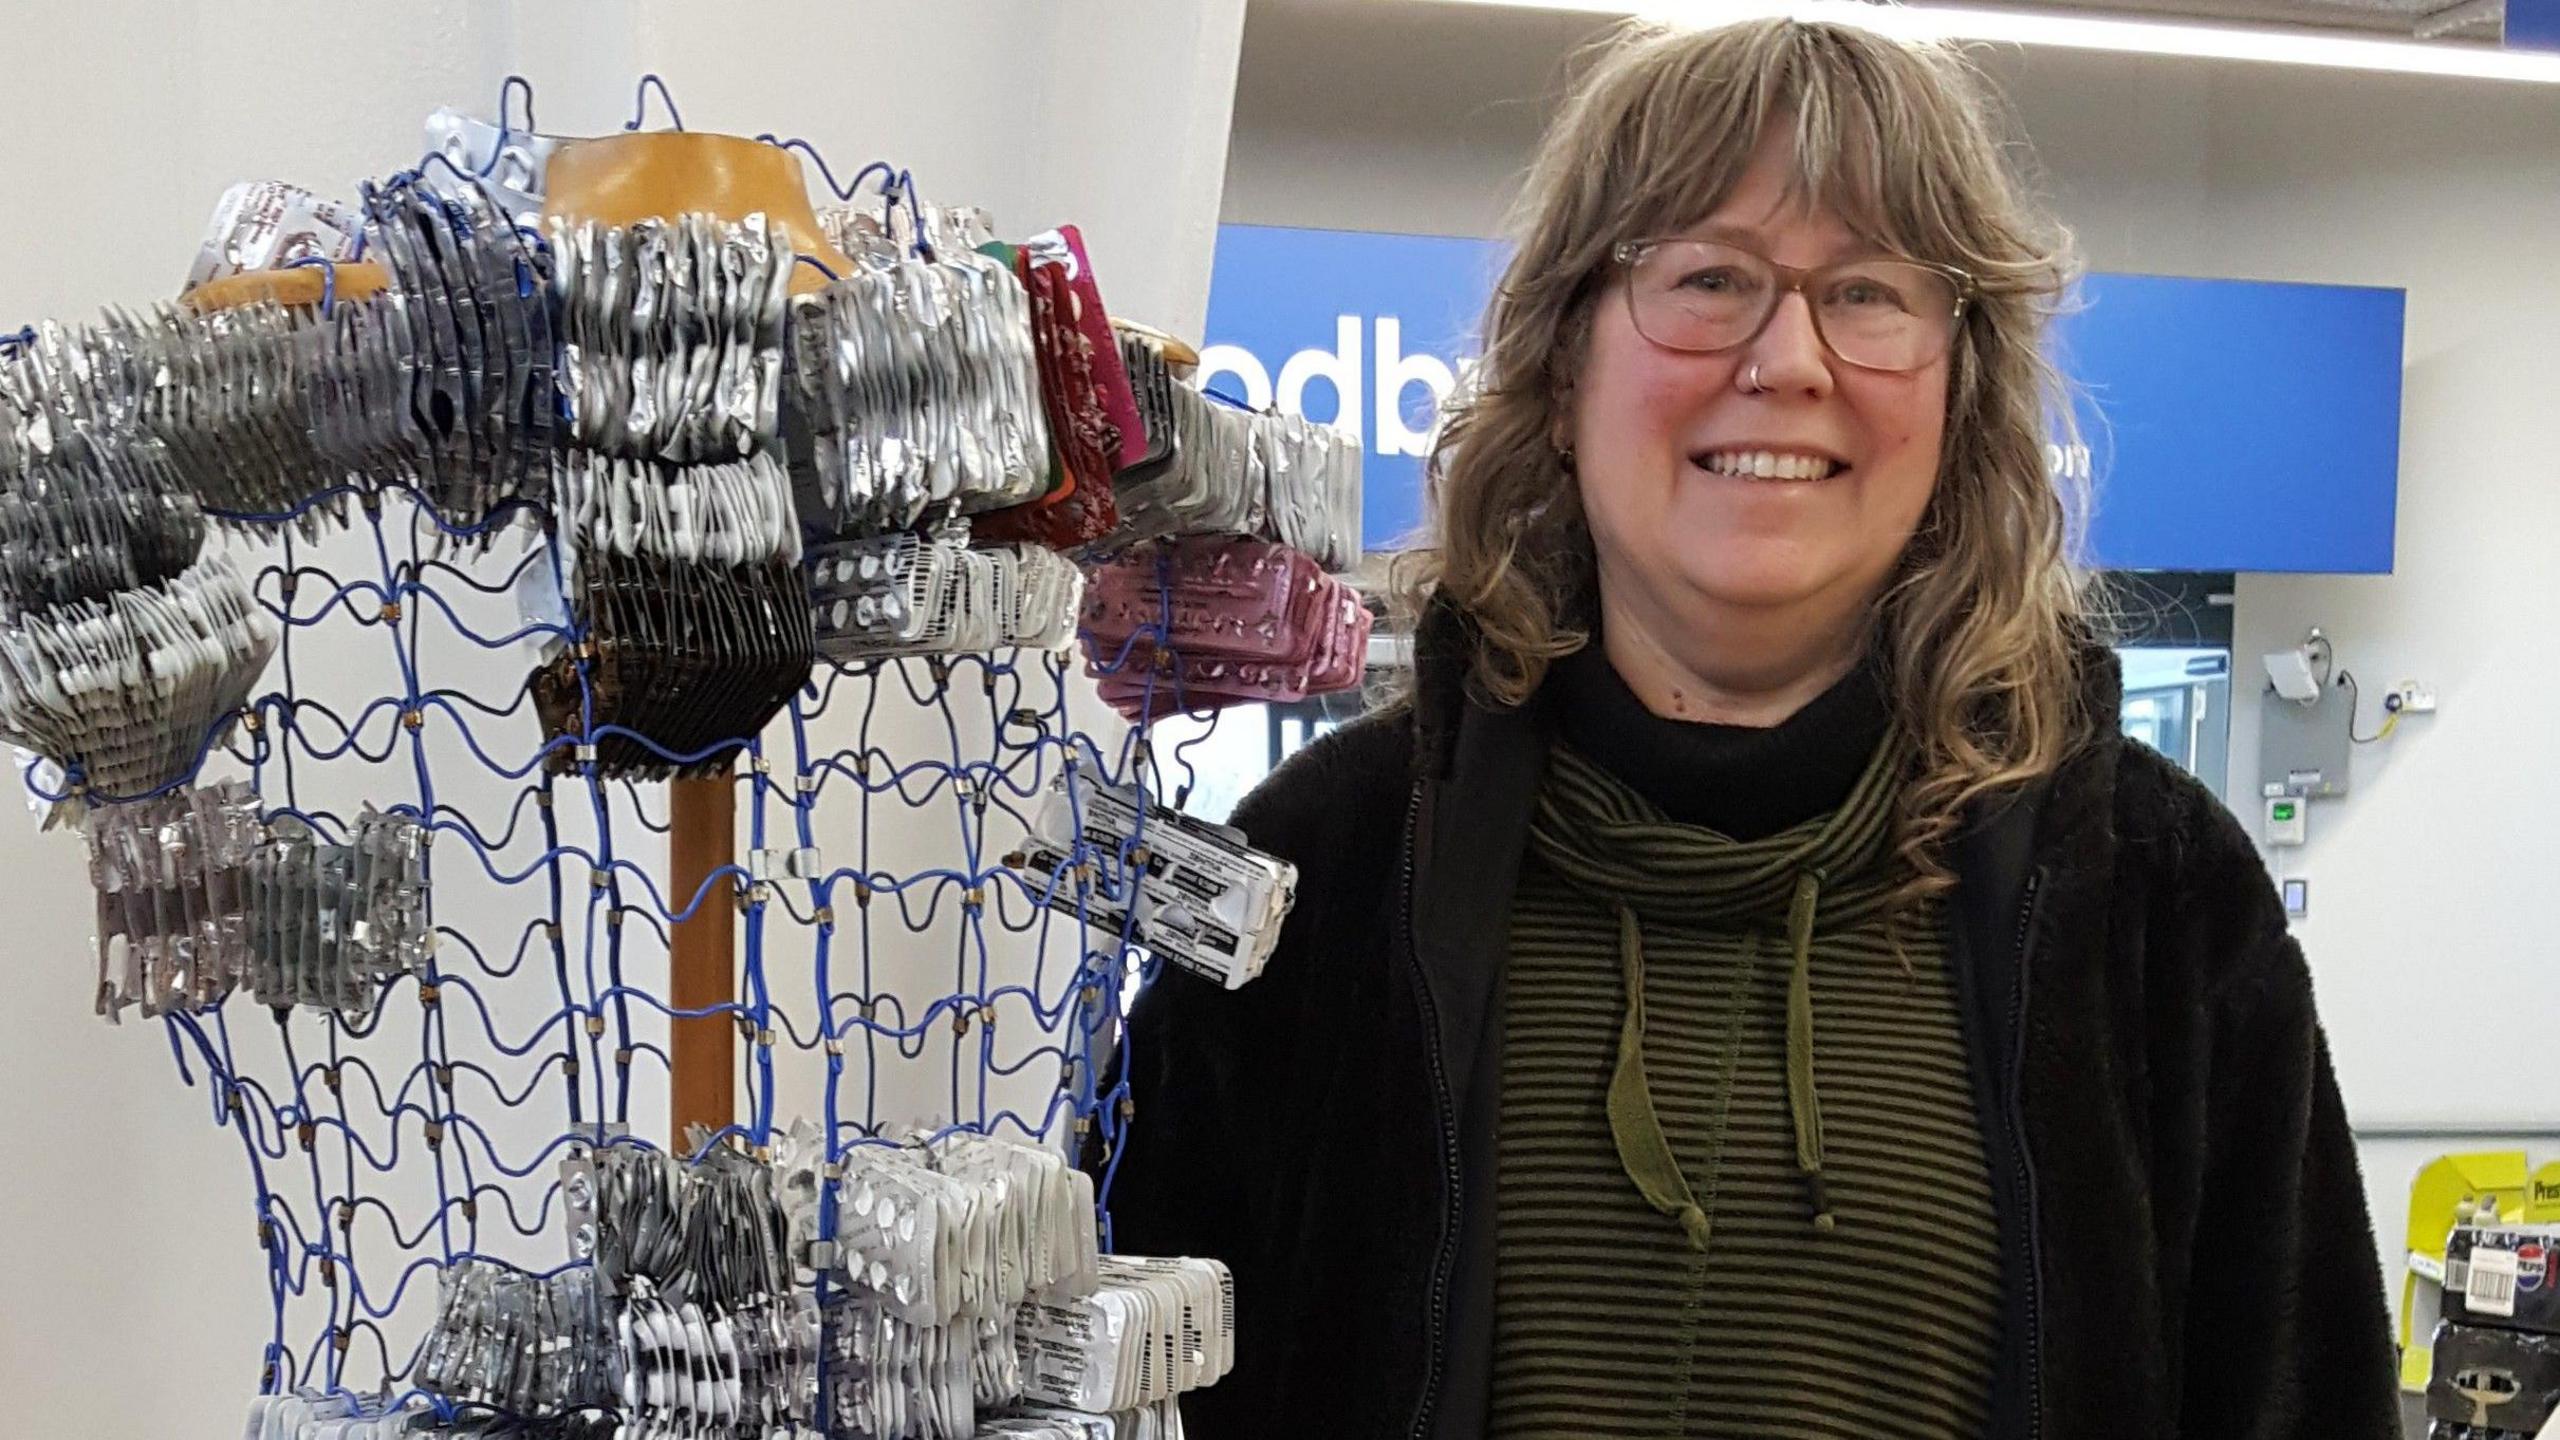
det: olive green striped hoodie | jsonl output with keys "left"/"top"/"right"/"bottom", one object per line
{"left": 1490, "top": 735, "right": 2002, "bottom": 1439}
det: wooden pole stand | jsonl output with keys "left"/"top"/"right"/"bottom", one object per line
{"left": 668, "top": 774, "right": 737, "bottom": 1148}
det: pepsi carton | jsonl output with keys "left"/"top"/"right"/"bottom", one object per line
{"left": 2445, "top": 1225, "right": 2560, "bottom": 1335}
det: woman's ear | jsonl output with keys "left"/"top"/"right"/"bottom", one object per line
{"left": 1546, "top": 294, "right": 1599, "bottom": 454}
{"left": 1548, "top": 377, "right": 1581, "bottom": 469}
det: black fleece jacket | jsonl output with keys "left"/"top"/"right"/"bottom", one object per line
{"left": 1099, "top": 604, "right": 2400, "bottom": 1439}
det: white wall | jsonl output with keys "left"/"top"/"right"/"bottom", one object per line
{"left": 2192, "top": 64, "right": 2560, "bottom": 1315}
{"left": 0, "top": 2, "right": 1244, "bottom": 1434}
{"left": 1224, "top": 0, "right": 2560, "bottom": 1332}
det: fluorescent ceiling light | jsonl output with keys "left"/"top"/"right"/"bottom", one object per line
{"left": 1416, "top": 0, "right": 2560, "bottom": 83}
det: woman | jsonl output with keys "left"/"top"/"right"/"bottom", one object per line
{"left": 1103, "top": 17, "right": 2398, "bottom": 1439}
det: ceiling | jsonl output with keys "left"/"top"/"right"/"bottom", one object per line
{"left": 1981, "top": 0, "right": 2501, "bottom": 40}
{"left": 1254, "top": 0, "right": 2509, "bottom": 44}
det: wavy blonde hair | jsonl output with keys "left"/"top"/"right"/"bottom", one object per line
{"left": 1399, "top": 16, "right": 2099, "bottom": 909}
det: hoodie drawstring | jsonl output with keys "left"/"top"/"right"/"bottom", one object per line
{"left": 1785, "top": 869, "right": 1836, "bottom": 1231}
{"left": 1608, "top": 870, "right": 1835, "bottom": 1250}
{"left": 1606, "top": 904, "right": 1715, "bottom": 1253}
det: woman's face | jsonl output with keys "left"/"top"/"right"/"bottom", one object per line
{"left": 1569, "top": 133, "right": 1951, "bottom": 638}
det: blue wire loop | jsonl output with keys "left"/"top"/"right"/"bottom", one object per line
{"left": 892, "top": 168, "right": 935, "bottom": 261}
{"left": 754, "top": 134, "right": 895, "bottom": 206}
{"left": 471, "top": 76, "right": 539, "bottom": 179}
{"left": 624, "top": 74, "right": 685, "bottom": 133}
{"left": 499, "top": 75, "right": 537, "bottom": 135}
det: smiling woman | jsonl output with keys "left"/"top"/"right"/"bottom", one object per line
{"left": 1103, "top": 15, "right": 2401, "bottom": 1440}
{"left": 1419, "top": 16, "right": 2091, "bottom": 906}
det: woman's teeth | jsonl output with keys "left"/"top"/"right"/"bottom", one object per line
{"left": 1694, "top": 450, "right": 1843, "bottom": 481}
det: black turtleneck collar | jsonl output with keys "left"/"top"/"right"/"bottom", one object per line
{"left": 1546, "top": 639, "right": 1894, "bottom": 841}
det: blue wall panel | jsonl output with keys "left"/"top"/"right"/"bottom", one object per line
{"left": 1201, "top": 223, "right": 2404, "bottom": 574}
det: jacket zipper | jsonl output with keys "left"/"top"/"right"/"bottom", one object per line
{"left": 1398, "top": 779, "right": 1461, "bottom": 1440}
{"left": 2006, "top": 867, "right": 2048, "bottom": 1440}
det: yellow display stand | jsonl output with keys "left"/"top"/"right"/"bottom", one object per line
{"left": 2527, "top": 1160, "right": 2560, "bottom": 1223}
{"left": 2400, "top": 1150, "right": 2530, "bottom": 1391}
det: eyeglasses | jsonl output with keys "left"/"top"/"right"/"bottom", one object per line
{"left": 1611, "top": 237, "right": 1976, "bottom": 374}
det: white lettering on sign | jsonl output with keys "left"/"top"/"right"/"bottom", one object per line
{"left": 1376, "top": 317, "right": 1457, "bottom": 458}
{"left": 1278, "top": 316, "right": 1364, "bottom": 448}
{"left": 1194, "top": 343, "right": 1275, "bottom": 412}
{"left": 1198, "top": 315, "right": 1472, "bottom": 461}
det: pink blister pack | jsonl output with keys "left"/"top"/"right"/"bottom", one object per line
{"left": 1080, "top": 535, "right": 1323, "bottom": 663}
{"left": 1082, "top": 536, "right": 1370, "bottom": 721}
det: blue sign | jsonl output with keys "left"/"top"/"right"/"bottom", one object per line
{"left": 2510, "top": 0, "right": 2560, "bottom": 51}
{"left": 1201, "top": 223, "right": 2403, "bottom": 574}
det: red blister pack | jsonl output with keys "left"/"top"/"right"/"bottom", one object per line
{"left": 975, "top": 243, "right": 1121, "bottom": 549}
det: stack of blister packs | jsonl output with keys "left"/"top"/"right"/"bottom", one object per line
{"left": 0, "top": 554, "right": 275, "bottom": 803}
{"left": 416, "top": 1258, "right": 617, "bottom": 1421}
{"left": 1008, "top": 776, "right": 1297, "bottom": 991}
{"left": 1077, "top": 536, "right": 1369, "bottom": 722}
{"left": 30, "top": 174, "right": 557, "bottom": 532}
{"left": 1104, "top": 336, "right": 1361, "bottom": 571}
{"left": 3, "top": 303, "right": 332, "bottom": 532}
{"left": 807, "top": 529, "right": 1082, "bottom": 664}
{"left": 237, "top": 1391, "right": 434, "bottom": 1440}
{"left": 786, "top": 243, "right": 1049, "bottom": 539}
{"left": 86, "top": 780, "right": 263, "bottom": 1021}
{"left": 2429, "top": 1224, "right": 2560, "bottom": 1438}
{"left": 811, "top": 1129, "right": 1102, "bottom": 1440}
{"left": 244, "top": 807, "right": 433, "bottom": 1018}
{"left": 971, "top": 227, "right": 1142, "bottom": 554}
{"left": 552, "top": 447, "right": 803, "bottom": 596}
{"left": 530, "top": 211, "right": 813, "bottom": 778}
{"left": 1012, "top": 1256, "right": 1233, "bottom": 1417}
{"left": 538, "top": 442, "right": 814, "bottom": 777}
{"left": 0, "top": 392, "right": 204, "bottom": 607}
{"left": 344, "top": 180, "right": 561, "bottom": 524}
{"left": 1071, "top": 328, "right": 1366, "bottom": 720}
{"left": 558, "top": 1140, "right": 822, "bottom": 1440}
{"left": 974, "top": 1401, "right": 1185, "bottom": 1440}
{"left": 0, "top": 296, "right": 269, "bottom": 808}
{"left": 550, "top": 213, "right": 790, "bottom": 465}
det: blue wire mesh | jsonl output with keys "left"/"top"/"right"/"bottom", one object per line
{"left": 30, "top": 337, "right": 1210, "bottom": 1428}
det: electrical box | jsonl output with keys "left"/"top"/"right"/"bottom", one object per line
{"left": 2266, "top": 795, "right": 2307, "bottom": 847}
{"left": 2259, "top": 676, "right": 2354, "bottom": 798}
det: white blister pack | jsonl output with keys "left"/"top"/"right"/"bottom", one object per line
{"left": 821, "top": 1130, "right": 1103, "bottom": 1438}
{"left": 808, "top": 529, "right": 1082, "bottom": 663}
{"left": 1013, "top": 1255, "right": 1233, "bottom": 1415}
{"left": 240, "top": 1389, "right": 433, "bottom": 1440}
{"left": 1010, "top": 776, "right": 1296, "bottom": 990}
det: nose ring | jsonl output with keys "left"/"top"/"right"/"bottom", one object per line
{"left": 1745, "top": 363, "right": 1768, "bottom": 394}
